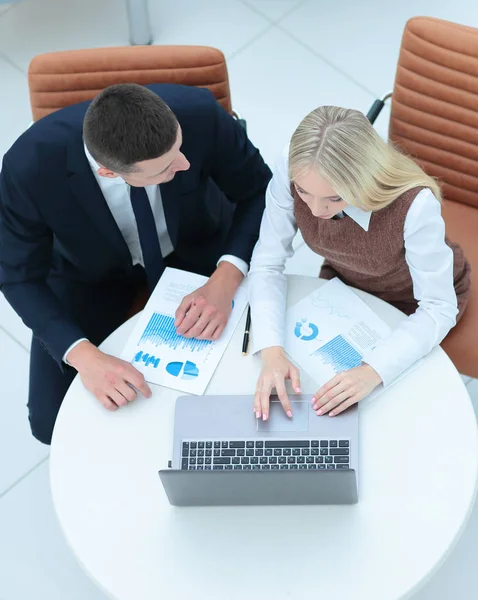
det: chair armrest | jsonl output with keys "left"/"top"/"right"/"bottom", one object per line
{"left": 232, "top": 109, "right": 247, "bottom": 132}
{"left": 366, "top": 92, "right": 393, "bottom": 124}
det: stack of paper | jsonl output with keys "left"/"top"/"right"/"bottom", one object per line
{"left": 121, "top": 268, "right": 248, "bottom": 395}
{"left": 285, "top": 278, "right": 419, "bottom": 397}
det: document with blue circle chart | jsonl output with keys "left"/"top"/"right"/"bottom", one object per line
{"left": 120, "top": 268, "right": 248, "bottom": 394}
{"left": 284, "top": 278, "right": 419, "bottom": 397}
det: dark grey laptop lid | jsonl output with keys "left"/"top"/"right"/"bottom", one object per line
{"left": 159, "top": 469, "right": 358, "bottom": 506}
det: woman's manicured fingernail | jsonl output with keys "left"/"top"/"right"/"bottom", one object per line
{"left": 312, "top": 404, "right": 318, "bottom": 410}
{"left": 311, "top": 397, "right": 316, "bottom": 404}
{"left": 317, "top": 409, "right": 323, "bottom": 416}
{"left": 262, "top": 414, "right": 267, "bottom": 421}
{"left": 295, "top": 387, "right": 301, "bottom": 393}
{"left": 330, "top": 412, "right": 335, "bottom": 417}
{"left": 286, "top": 410, "right": 293, "bottom": 418}
{"left": 255, "top": 411, "right": 261, "bottom": 419}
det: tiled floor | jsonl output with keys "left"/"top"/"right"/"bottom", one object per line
{"left": 0, "top": 0, "right": 477, "bottom": 598}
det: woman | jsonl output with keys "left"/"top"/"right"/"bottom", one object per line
{"left": 248, "top": 106, "right": 470, "bottom": 421}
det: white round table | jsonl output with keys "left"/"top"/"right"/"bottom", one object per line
{"left": 50, "top": 275, "right": 478, "bottom": 600}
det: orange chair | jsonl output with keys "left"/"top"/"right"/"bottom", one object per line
{"left": 367, "top": 16, "right": 478, "bottom": 378}
{"left": 27, "top": 45, "right": 244, "bottom": 317}
{"left": 28, "top": 45, "right": 236, "bottom": 122}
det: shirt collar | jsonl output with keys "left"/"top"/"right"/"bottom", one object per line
{"left": 342, "top": 204, "right": 372, "bottom": 231}
{"left": 83, "top": 142, "right": 126, "bottom": 186}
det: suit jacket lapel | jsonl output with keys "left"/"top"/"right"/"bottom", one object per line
{"left": 66, "top": 136, "right": 131, "bottom": 267}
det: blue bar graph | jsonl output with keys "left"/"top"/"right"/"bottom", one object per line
{"left": 312, "top": 335, "right": 362, "bottom": 373}
{"left": 134, "top": 351, "right": 160, "bottom": 368}
{"left": 139, "top": 312, "right": 212, "bottom": 352}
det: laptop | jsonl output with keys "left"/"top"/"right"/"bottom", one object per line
{"left": 159, "top": 395, "right": 359, "bottom": 506}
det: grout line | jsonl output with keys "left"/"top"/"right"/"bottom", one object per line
{"left": 0, "top": 455, "right": 49, "bottom": 500}
{"left": 0, "top": 49, "right": 27, "bottom": 77}
{"left": 0, "top": 324, "right": 31, "bottom": 353}
{"left": 238, "top": 0, "right": 275, "bottom": 23}
{"left": 227, "top": 24, "right": 274, "bottom": 62}
{"left": 273, "top": 0, "right": 309, "bottom": 24}
{"left": 276, "top": 24, "right": 378, "bottom": 98}
{"left": 239, "top": 0, "right": 308, "bottom": 25}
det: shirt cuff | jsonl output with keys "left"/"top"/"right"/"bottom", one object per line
{"left": 250, "top": 336, "right": 284, "bottom": 356}
{"left": 362, "top": 328, "right": 421, "bottom": 388}
{"left": 217, "top": 255, "right": 249, "bottom": 277}
{"left": 63, "top": 338, "right": 89, "bottom": 366}
{"left": 250, "top": 314, "right": 284, "bottom": 355}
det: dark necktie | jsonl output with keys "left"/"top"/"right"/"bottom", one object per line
{"left": 130, "top": 185, "right": 164, "bottom": 291}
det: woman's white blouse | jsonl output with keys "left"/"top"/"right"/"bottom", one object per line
{"left": 248, "top": 147, "right": 458, "bottom": 386}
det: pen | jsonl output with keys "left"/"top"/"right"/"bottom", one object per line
{"left": 242, "top": 306, "right": 251, "bottom": 355}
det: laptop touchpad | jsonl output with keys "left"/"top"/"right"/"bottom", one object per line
{"left": 257, "top": 401, "right": 309, "bottom": 433}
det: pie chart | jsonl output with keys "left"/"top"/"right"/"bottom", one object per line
{"left": 294, "top": 318, "right": 319, "bottom": 341}
{"left": 166, "top": 360, "right": 199, "bottom": 380}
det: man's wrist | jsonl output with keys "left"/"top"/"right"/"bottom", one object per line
{"left": 217, "top": 255, "right": 248, "bottom": 277}
{"left": 210, "top": 261, "right": 244, "bottom": 289}
{"left": 66, "top": 340, "right": 98, "bottom": 371}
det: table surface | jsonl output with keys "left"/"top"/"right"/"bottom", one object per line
{"left": 50, "top": 275, "right": 478, "bottom": 600}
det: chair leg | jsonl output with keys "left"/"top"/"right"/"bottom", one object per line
{"left": 125, "top": 0, "right": 153, "bottom": 45}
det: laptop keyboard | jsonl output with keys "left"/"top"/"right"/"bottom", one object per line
{"left": 181, "top": 439, "right": 350, "bottom": 471}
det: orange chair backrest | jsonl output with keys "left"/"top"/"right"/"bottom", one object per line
{"left": 28, "top": 45, "right": 232, "bottom": 122}
{"left": 389, "top": 16, "right": 478, "bottom": 209}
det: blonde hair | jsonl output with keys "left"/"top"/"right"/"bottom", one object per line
{"left": 289, "top": 106, "right": 441, "bottom": 211}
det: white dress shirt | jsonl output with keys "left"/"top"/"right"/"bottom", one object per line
{"left": 63, "top": 145, "right": 248, "bottom": 363}
{"left": 248, "top": 146, "right": 458, "bottom": 387}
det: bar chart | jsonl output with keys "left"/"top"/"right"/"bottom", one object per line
{"left": 311, "top": 335, "right": 362, "bottom": 373}
{"left": 139, "top": 312, "right": 212, "bottom": 353}
{"left": 134, "top": 351, "right": 160, "bottom": 369}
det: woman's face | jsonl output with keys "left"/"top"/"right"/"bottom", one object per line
{"left": 293, "top": 170, "right": 348, "bottom": 219}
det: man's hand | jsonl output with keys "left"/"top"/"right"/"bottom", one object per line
{"left": 174, "top": 262, "right": 243, "bottom": 341}
{"left": 66, "top": 340, "right": 152, "bottom": 410}
{"left": 312, "top": 364, "right": 382, "bottom": 417}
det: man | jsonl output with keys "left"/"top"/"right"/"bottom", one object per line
{"left": 0, "top": 83, "right": 271, "bottom": 444}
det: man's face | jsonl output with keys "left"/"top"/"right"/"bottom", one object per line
{"left": 97, "top": 127, "right": 190, "bottom": 187}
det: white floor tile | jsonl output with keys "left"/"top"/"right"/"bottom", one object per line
{"left": 0, "top": 0, "right": 270, "bottom": 74}
{"left": 0, "top": 3, "right": 13, "bottom": 16}
{"left": 0, "top": 55, "right": 31, "bottom": 156}
{"left": 0, "top": 332, "right": 47, "bottom": 495}
{"left": 228, "top": 27, "right": 375, "bottom": 167}
{"left": 148, "top": 0, "right": 270, "bottom": 57}
{"left": 241, "top": 0, "right": 304, "bottom": 21}
{"left": 0, "top": 461, "right": 108, "bottom": 600}
{"left": 279, "top": 0, "right": 478, "bottom": 97}
{"left": 0, "top": 0, "right": 130, "bottom": 73}
{"left": 285, "top": 241, "right": 324, "bottom": 276}
{"left": 411, "top": 489, "right": 478, "bottom": 599}
{"left": 0, "top": 295, "right": 32, "bottom": 350}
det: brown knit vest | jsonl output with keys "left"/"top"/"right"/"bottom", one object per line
{"left": 292, "top": 185, "right": 471, "bottom": 319}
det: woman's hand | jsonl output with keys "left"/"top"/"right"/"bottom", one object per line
{"left": 312, "top": 364, "right": 382, "bottom": 416}
{"left": 254, "top": 346, "right": 301, "bottom": 421}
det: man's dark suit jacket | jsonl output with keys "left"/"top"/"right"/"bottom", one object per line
{"left": 0, "top": 83, "right": 271, "bottom": 367}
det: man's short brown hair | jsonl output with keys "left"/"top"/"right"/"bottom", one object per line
{"left": 83, "top": 83, "right": 178, "bottom": 173}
